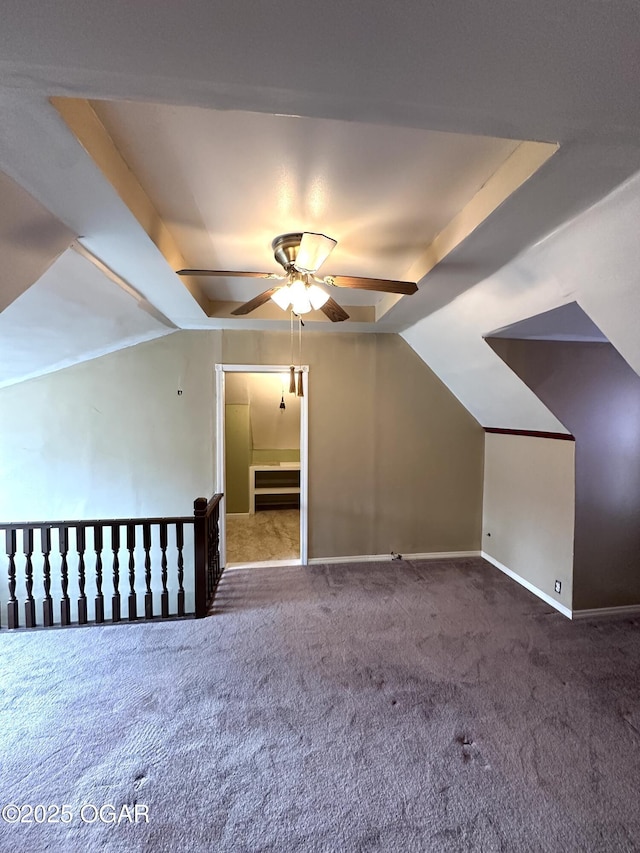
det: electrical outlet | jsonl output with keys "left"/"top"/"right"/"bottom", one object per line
{"left": 554, "top": 580, "right": 562, "bottom": 594}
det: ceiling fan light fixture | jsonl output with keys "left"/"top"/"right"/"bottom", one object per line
{"left": 307, "top": 282, "right": 330, "bottom": 310}
{"left": 271, "top": 285, "right": 291, "bottom": 310}
{"left": 290, "top": 293, "right": 312, "bottom": 315}
{"left": 289, "top": 277, "right": 312, "bottom": 314}
{"left": 271, "top": 275, "right": 329, "bottom": 315}
{"left": 294, "top": 232, "right": 338, "bottom": 273}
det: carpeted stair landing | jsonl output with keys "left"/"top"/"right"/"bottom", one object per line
{"left": 1, "top": 556, "right": 639, "bottom": 852}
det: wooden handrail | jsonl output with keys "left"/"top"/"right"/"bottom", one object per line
{"left": 1, "top": 493, "right": 224, "bottom": 630}
{"left": 204, "top": 493, "right": 223, "bottom": 514}
{"left": 0, "top": 515, "right": 193, "bottom": 530}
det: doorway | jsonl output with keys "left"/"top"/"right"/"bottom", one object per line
{"left": 215, "top": 364, "right": 308, "bottom": 568}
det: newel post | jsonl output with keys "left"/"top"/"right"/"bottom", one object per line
{"left": 194, "top": 497, "right": 209, "bottom": 618}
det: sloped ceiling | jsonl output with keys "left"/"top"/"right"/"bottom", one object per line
{"left": 0, "top": 170, "right": 73, "bottom": 313}
{"left": 0, "top": 0, "right": 640, "bottom": 427}
{"left": 403, "top": 170, "right": 640, "bottom": 430}
{"left": 487, "top": 303, "right": 608, "bottom": 344}
{"left": 0, "top": 247, "right": 173, "bottom": 388}
{"left": 226, "top": 373, "right": 301, "bottom": 451}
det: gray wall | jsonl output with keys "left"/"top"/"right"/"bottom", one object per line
{"left": 488, "top": 338, "right": 640, "bottom": 610}
{"left": 0, "top": 330, "right": 219, "bottom": 520}
{"left": 0, "top": 329, "right": 485, "bottom": 561}
{"left": 222, "top": 330, "right": 485, "bottom": 558}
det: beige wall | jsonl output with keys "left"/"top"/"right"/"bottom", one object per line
{"left": 0, "top": 328, "right": 484, "bottom": 561}
{"left": 224, "top": 404, "right": 251, "bottom": 513}
{"left": 222, "top": 330, "right": 484, "bottom": 558}
{"left": 252, "top": 449, "right": 300, "bottom": 464}
{"left": 482, "top": 433, "right": 575, "bottom": 610}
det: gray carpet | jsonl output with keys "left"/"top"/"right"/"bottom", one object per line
{"left": 1, "top": 557, "right": 639, "bottom": 852}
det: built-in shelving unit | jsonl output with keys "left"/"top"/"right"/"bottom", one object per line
{"left": 249, "top": 464, "right": 301, "bottom": 514}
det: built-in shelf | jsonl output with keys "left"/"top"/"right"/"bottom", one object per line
{"left": 249, "top": 464, "right": 301, "bottom": 514}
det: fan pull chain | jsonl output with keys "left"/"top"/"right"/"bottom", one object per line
{"left": 289, "top": 310, "right": 296, "bottom": 393}
{"left": 297, "top": 315, "right": 304, "bottom": 397}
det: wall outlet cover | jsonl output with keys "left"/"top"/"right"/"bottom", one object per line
{"left": 554, "top": 580, "right": 562, "bottom": 594}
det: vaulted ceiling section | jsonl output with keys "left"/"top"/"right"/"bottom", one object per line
{"left": 1, "top": 0, "right": 639, "bottom": 428}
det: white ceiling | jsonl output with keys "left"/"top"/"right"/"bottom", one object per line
{"left": 1, "top": 0, "right": 640, "bottom": 428}
{"left": 91, "top": 100, "right": 519, "bottom": 306}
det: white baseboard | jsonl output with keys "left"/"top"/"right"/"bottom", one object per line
{"left": 225, "top": 558, "right": 302, "bottom": 570}
{"left": 226, "top": 512, "right": 251, "bottom": 519}
{"left": 308, "top": 550, "right": 481, "bottom": 565}
{"left": 572, "top": 604, "right": 640, "bottom": 620}
{"left": 481, "top": 551, "right": 572, "bottom": 619}
{"left": 224, "top": 549, "right": 640, "bottom": 622}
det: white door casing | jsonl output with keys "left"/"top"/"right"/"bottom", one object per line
{"left": 215, "top": 363, "right": 309, "bottom": 568}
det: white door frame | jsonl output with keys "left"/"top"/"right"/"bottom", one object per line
{"left": 215, "top": 363, "right": 309, "bottom": 568}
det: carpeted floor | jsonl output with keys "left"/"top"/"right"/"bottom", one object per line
{"left": 1, "top": 556, "right": 639, "bottom": 852}
{"left": 226, "top": 509, "right": 299, "bottom": 563}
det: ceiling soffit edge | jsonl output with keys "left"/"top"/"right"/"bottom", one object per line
{"left": 50, "top": 96, "right": 209, "bottom": 318}
{"left": 376, "top": 140, "right": 558, "bottom": 322}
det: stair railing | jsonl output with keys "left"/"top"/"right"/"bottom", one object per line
{"left": 0, "top": 494, "right": 222, "bottom": 630}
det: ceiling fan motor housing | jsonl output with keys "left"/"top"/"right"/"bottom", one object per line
{"left": 272, "top": 233, "right": 304, "bottom": 271}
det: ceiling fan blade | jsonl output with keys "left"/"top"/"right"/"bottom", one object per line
{"left": 320, "top": 297, "right": 349, "bottom": 322}
{"left": 323, "top": 275, "right": 417, "bottom": 295}
{"left": 177, "top": 269, "right": 281, "bottom": 279}
{"left": 295, "top": 232, "right": 337, "bottom": 273}
{"left": 231, "top": 287, "right": 281, "bottom": 315}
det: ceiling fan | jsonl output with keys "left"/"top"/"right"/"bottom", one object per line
{"left": 177, "top": 232, "right": 418, "bottom": 322}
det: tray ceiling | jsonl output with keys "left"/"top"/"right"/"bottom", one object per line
{"left": 55, "top": 98, "right": 552, "bottom": 324}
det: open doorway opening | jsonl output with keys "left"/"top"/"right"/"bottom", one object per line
{"left": 215, "top": 364, "right": 308, "bottom": 568}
